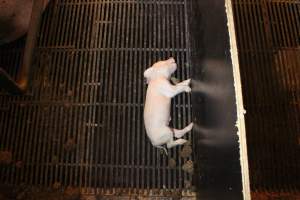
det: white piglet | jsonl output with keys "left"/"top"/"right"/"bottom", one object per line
{"left": 143, "top": 58, "right": 193, "bottom": 154}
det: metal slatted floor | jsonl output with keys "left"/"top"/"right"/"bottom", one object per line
{"left": 0, "top": 0, "right": 193, "bottom": 191}
{"left": 232, "top": 0, "right": 300, "bottom": 193}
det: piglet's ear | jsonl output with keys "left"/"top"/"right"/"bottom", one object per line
{"left": 167, "top": 57, "right": 175, "bottom": 64}
{"left": 144, "top": 68, "right": 153, "bottom": 78}
{"left": 144, "top": 68, "right": 153, "bottom": 84}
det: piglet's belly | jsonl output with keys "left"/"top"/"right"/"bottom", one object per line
{"left": 144, "top": 91, "right": 171, "bottom": 132}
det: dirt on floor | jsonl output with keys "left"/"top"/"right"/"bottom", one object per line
{"left": 182, "top": 160, "right": 194, "bottom": 174}
{"left": 63, "top": 186, "right": 80, "bottom": 200}
{"left": 0, "top": 185, "right": 81, "bottom": 200}
{"left": 0, "top": 151, "right": 12, "bottom": 165}
{"left": 179, "top": 145, "right": 192, "bottom": 158}
{"left": 64, "top": 138, "right": 76, "bottom": 152}
{"left": 168, "top": 158, "right": 177, "bottom": 169}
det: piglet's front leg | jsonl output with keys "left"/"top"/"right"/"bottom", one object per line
{"left": 176, "top": 79, "right": 191, "bottom": 86}
{"left": 159, "top": 79, "right": 191, "bottom": 98}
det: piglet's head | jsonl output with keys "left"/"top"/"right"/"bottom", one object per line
{"left": 144, "top": 57, "right": 177, "bottom": 83}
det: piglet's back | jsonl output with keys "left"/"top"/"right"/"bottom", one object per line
{"left": 144, "top": 82, "right": 171, "bottom": 131}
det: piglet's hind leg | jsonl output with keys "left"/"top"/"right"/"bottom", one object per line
{"left": 173, "top": 122, "right": 194, "bottom": 138}
{"left": 150, "top": 127, "right": 173, "bottom": 147}
{"left": 167, "top": 138, "right": 188, "bottom": 148}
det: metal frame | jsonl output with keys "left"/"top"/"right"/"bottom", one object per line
{"left": 0, "top": 0, "right": 44, "bottom": 94}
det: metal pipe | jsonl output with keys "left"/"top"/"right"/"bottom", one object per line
{"left": 0, "top": 0, "right": 44, "bottom": 94}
